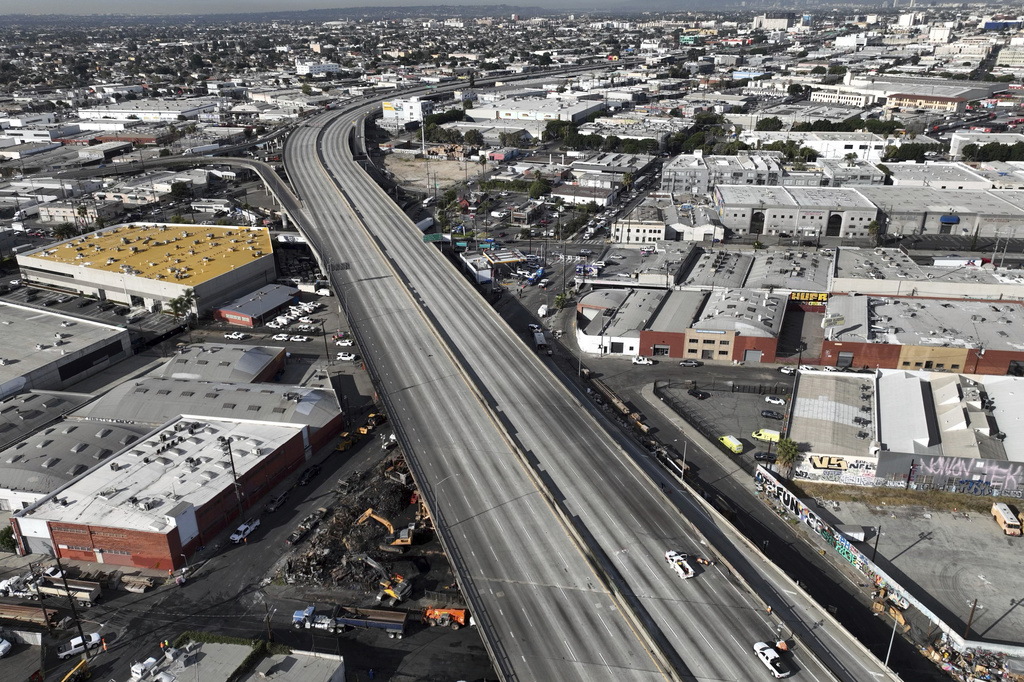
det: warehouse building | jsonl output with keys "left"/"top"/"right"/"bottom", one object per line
{"left": 788, "top": 370, "right": 1024, "bottom": 497}
{"left": 466, "top": 97, "right": 606, "bottom": 124}
{"left": 12, "top": 416, "right": 308, "bottom": 570}
{"left": 72, "top": 376, "right": 343, "bottom": 452}
{"left": 213, "top": 284, "right": 301, "bottom": 328}
{"left": 0, "top": 413, "right": 147, "bottom": 515}
{"left": 16, "top": 223, "right": 276, "bottom": 314}
{"left": 713, "top": 185, "right": 879, "bottom": 239}
{"left": 0, "top": 302, "right": 131, "bottom": 399}
{"left": 820, "top": 294, "right": 1024, "bottom": 375}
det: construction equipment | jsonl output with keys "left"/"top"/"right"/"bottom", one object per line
{"left": 355, "top": 507, "right": 418, "bottom": 548}
{"left": 0, "top": 602, "right": 61, "bottom": 628}
{"left": 366, "top": 412, "right": 387, "bottom": 429}
{"left": 292, "top": 605, "right": 339, "bottom": 633}
{"left": 60, "top": 659, "right": 90, "bottom": 682}
{"left": 336, "top": 431, "right": 362, "bottom": 452}
{"left": 383, "top": 455, "right": 410, "bottom": 484}
{"left": 336, "top": 606, "right": 407, "bottom": 639}
{"left": 33, "top": 578, "right": 102, "bottom": 608}
{"left": 350, "top": 554, "right": 412, "bottom": 605}
{"left": 422, "top": 606, "right": 471, "bottom": 630}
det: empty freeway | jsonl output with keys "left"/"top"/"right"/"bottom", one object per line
{"left": 284, "top": 104, "right": 855, "bottom": 680}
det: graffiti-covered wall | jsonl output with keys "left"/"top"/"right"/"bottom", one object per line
{"left": 793, "top": 450, "right": 1024, "bottom": 497}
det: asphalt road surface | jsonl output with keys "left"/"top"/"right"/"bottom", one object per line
{"left": 280, "top": 102, "right": 852, "bottom": 681}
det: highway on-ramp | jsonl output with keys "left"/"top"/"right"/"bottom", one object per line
{"left": 281, "top": 102, "right": 853, "bottom": 681}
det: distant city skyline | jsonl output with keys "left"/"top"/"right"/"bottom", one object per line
{"left": 0, "top": 0, "right": 610, "bottom": 15}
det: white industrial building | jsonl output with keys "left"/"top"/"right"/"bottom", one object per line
{"left": 0, "top": 302, "right": 132, "bottom": 399}
{"left": 16, "top": 223, "right": 276, "bottom": 314}
{"left": 738, "top": 130, "right": 905, "bottom": 163}
{"left": 379, "top": 97, "right": 434, "bottom": 131}
{"left": 76, "top": 98, "right": 222, "bottom": 123}
{"left": 713, "top": 185, "right": 879, "bottom": 239}
{"left": 466, "top": 97, "right": 606, "bottom": 124}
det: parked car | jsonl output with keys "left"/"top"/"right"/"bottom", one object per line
{"left": 753, "top": 641, "right": 791, "bottom": 678}
{"left": 778, "top": 366, "right": 795, "bottom": 375}
{"left": 265, "top": 491, "right": 289, "bottom": 513}
{"left": 679, "top": 360, "right": 703, "bottom": 367}
{"left": 764, "top": 395, "right": 786, "bottom": 406}
{"left": 754, "top": 452, "right": 777, "bottom": 463}
{"left": 229, "top": 519, "right": 260, "bottom": 543}
{"left": 224, "top": 332, "right": 248, "bottom": 340}
{"left": 289, "top": 335, "right": 310, "bottom": 343}
{"left": 632, "top": 356, "right": 654, "bottom": 365}
{"left": 761, "top": 410, "right": 784, "bottom": 420}
{"left": 271, "top": 333, "right": 290, "bottom": 341}
{"left": 0, "top": 637, "right": 10, "bottom": 657}
{"left": 337, "top": 352, "right": 357, "bottom": 361}
{"left": 298, "top": 464, "right": 321, "bottom": 486}
{"left": 336, "top": 339, "right": 354, "bottom": 347}
{"left": 688, "top": 388, "right": 710, "bottom": 400}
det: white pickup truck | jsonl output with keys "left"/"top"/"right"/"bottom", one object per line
{"left": 57, "top": 633, "right": 101, "bottom": 660}
{"left": 229, "top": 518, "right": 260, "bottom": 543}
{"left": 665, "top": 550, "right": 695, "bottom": 580}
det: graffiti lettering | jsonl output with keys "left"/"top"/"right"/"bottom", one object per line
{"left": 809, "top": 456, "right": 848, "bottom": 470}
{"left": 918, "top": 456, "right": 1023, "bottom": 492}
{"left": 790, "top": 291, "right": 829, "bottom": 303}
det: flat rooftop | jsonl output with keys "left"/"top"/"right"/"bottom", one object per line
{"left": 790, "top": 372, "right": 877, "bottom": 458}
{"left": 72, "top": 377, "right": 340, "bottom": 429}
{"left": 745, "top": 248, "right": 833, "bottom": 292}
{"left": 157, "top": 344, "right": 284, "bottom": 383}
{"left": 0, "top": 420, "right": 148, "bottom": 496}
{"left": 887, "top": 163, "right": 989, "bottom": 186}
{"left": 862, "top": 297, "right": 1024, "bottom": 352}
{"left": 694, "top": 288, "right": 786, "bottom": 337}
{"left": 581, "top": 288, "right": 667, "bottom": 338}
{"left": 646, "top": 290, "right": 707, "bottom": 333}
{"left": 0, "top": 302, "right": 126, "bottom": 380}
{"left": 0, "top": 391, "right": 90, "bottom": 446}
{"left": 681, "top": 248, "right": 752, "bottom": 289}
{"left": 855, "top": 186, "right": 1024, "bottom": 217}
{"left": 24, "top": 417, "right": 303, "bottom": 530}
{"left": 834, "top": 247, "right": 1018, "bottom": 287}
{"left": 20, "top": 223, "right": 273, "bottom": 288}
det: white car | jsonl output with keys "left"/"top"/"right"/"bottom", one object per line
{"left": 632, "top": 356, "right": 654, "bottom": 365}
{"left": 336, "top": 339, "right": 354, "bottom": 347}
{"left": 753, "top": 642, "right": 791, "bottom": 678}
{"left": 822, "top": 365, "right": 839, "bottom": 372}
{"left": 266, "top": 321, "right": 282, "bottom": 329}
{"left": 271, "top": 333, "right": 290, "bottom": 341}
{"left": 298, "top": 317, "right": 315, "bottom": 324}
{"left": 539, "top": 278, "right": 550, "bottom": 287}
{"left": 778, "top": 366, "right": 796, "bottom": 375}
{"left": 290, "top": 335, "right": 310, "bottom": 342}
{"left": 337, "top": 352, "right": 357, "bottom": 361}
{"left": 798, "top": 364, "right": 815, "bottom": 372}
{"left": 0, "top": 637, "right": 10, "bottom": 657}
{"left": 764, "top": 395, "right": 786, "bottom": 406}
{"left": 229, "top": 518, "right": 260, "bottom": 543}
{"left": 665, "top": 550, "right": 695, "bottom": 580}
{"left": 224, "top": 332, "right": 248, "bottom": 340}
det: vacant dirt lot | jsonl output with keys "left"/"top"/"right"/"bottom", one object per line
{"left": 384, "top": 155, "right": 490, "bottom": 193}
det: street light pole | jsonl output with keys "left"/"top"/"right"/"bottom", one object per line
{"left": 217, "top": 436, "right": 245, "bottom": 520}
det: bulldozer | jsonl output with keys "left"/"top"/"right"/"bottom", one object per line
{"left": 350, "top": 554, "right": 412, "bottom": 605}
{"left": 422, "top": 606, "right": 470, "bottom": 630}
{"left": 355, "top": 507, "right": 418, "bottom": 550}
{"left": 336, "top": 430, "right": 362, "bottom": 452}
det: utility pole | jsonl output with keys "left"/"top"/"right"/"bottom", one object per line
{"left": 872, "top": 525, "right": 882, "bottom": 562}
{"left": 964, "top": 598, "right": 979, "bottom": 638}
{"left": 217, "top": 437, "right": 245, "bottom": 520}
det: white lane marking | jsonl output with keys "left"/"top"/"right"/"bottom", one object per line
{"left": 564, "top": 640, "right": 577, "bottom": 662}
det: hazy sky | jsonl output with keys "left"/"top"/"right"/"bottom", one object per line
{"left": 0, "top": 0, "right": 541, "bottom": 15}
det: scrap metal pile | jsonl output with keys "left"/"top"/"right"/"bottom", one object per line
{"left": 284, "top": 453, "right": 425, "bottom": 597}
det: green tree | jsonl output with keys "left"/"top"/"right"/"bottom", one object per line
{"left": 755, "top": 116, "right": 784, "bottom": 132}
{"left": 810, "top": 66, "right": 826, "bottom": 75}
{"left": 775, "top": 438, "right": 800, "bottom": 472}
{"left": 843, "top": 152, "right": 858, "bottom": 166}
{"left": 554, "top": 293, "right": 569, "bottom": 309}
{"left": 170, "top": 181, "right": 190, "bottom": 199}
{"left": 866, "top": 219, "right": 881, "bottom": 244}
{"left": 301, "top": 83, "right": 312, "bottom": 95}
{"left": 787, "top": 83, "right": 806, "bottom": 98}
{"left": 529, "top": 173, "right": 551, "bottom": 199}
{"left": 827, "top": 65, "right": 847, "bottom": 75}
{"left": 53, "top": 222, "right": 77, "bottom": 240}
{"left": 464, "top": 129, "right": 484, "bottom": 146}
{"left": 158, "top": 148, "right": 171, "bottom": 157}
{"left": 0, "top": 525, "right": 14, "bottom": 553}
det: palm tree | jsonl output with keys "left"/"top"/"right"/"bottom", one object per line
{"left": 843, "top": 152, "right": 858, "bottom": 167}
{"left": 52, "top": 223, "right": 77, "bottom": 240}
{"left": 167, "top": 288, "right": 197, "bottom": 341}
{"left": 775, "top": 438, "right": 800, "bottom": 474}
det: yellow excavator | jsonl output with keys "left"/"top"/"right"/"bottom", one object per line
{"left": 350, "top": 553, "right": 412, "bottom": 605}
{"left": 61, "top": 659, "right": 91, "bottom": 682}
{"left": 355, "top": 507, "right": 417, "bottom": 549}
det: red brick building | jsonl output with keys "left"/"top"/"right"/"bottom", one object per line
{"left": 12, "top": 417, "right": 308, "bottom": 571}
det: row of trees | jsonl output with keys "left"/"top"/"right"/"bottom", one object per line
{"left": 755, "top": 115, "right": 903, "bottom": 136}
{"left": 960, "top": 141, "right": 1024, "bottom": 162}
